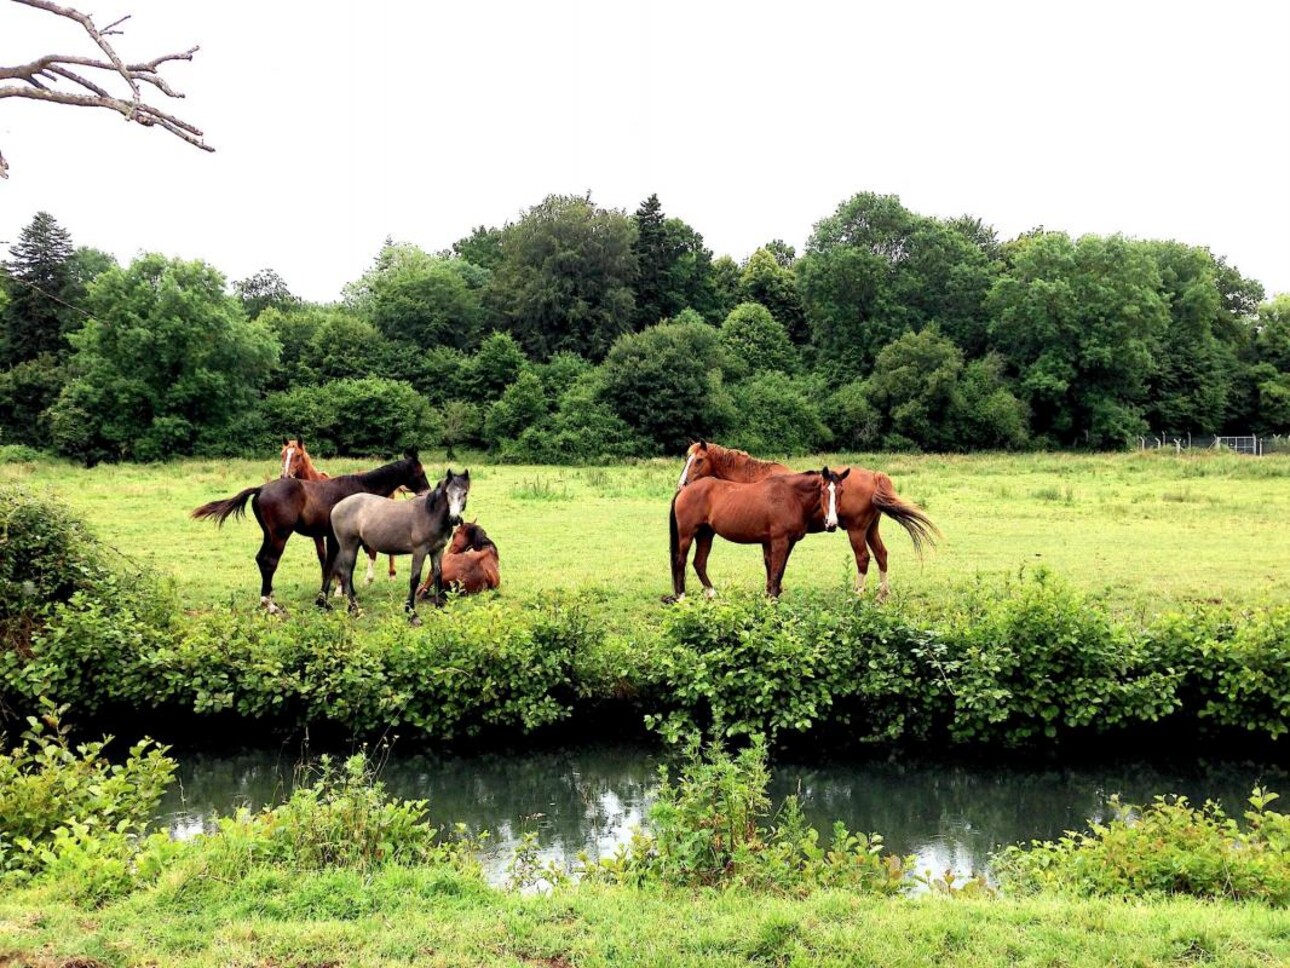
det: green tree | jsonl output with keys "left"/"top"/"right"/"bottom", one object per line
{"left": 727, "top": 372, "right": 830, "bottom": 456}
{"left": 0, "top": 354, "right": 64, "bottom": 448}
{"left": 1, "top": 212, "right": 76, "bottom": 365}
{"left": 632, "top": 195, "right": 719, "bottom": 328}
{"left": 738, "top": 248, "right": 807, "bottom": 343}
{"left": 489, "top": 194, "right": 638, "bottom": 360}
{"left": 797, "top": 193, "right": 999, "bottom": 377}
{"left": 600, "top": 319, "right": 733, "bottom": 453}
{"left": 862, "top": 328, "right": 966, "bottom": 450}
{"left": 719, "top": 302, "right": 797, "bottom": 375}
{"left": 987, "top": 233, "right": 1169, "bottom": 447}
{"left": 260, "top": 377, "right": 439, "bottom": 457}
{"left": 470, "top": 331, "right": 529, "bottom": 401}
{"left": 452, "top": 225, "right": 505, "bottom": 271}
{"left": 47, "top": 254, "right": 279, "bottom": 463}
{"left": 233, "top": 268, "right": 301, "bottom": 320}
{"left": 483, "top": 370, "right": 549, "bottom": 449}
{"left": 1141, "top": 243, "right": 1236, "bottom": 435}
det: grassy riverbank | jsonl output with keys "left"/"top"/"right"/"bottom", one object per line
{"left": 5, "top": 878, "right": 1288, "bottom": 967}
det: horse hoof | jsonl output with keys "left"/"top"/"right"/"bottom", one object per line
{"left": 408, "top": 613, "right": 422, "bottom": 627}
{"left": 703, "top": 587, "right": 717, "bottom": 600}
{"left": 315, "top": 595, "right": 332, "bottom": 611}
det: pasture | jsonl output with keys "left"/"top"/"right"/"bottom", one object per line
{"left": 3, "top": 449, "right": 1288, "bottom": 624}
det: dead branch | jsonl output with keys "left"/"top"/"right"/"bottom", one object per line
{"left": 0, "top": 0, "right": 213, "bottom": 178}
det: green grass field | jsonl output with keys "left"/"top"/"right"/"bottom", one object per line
{"left": 3, "top": 449, "right": 1289, "bottom": 624}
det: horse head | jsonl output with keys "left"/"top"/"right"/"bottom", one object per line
{"left": 448, "top": 519, "right": 491, "bottom": 555}
{"left": 677, "top": 439, "right": 711, "bottom": 490}
{"left": 402, "top": 449, "right": 431, "bottom": 494}
{"left": 440, "top": 468, "right": 471, "bottom": 526}
{"left": 820, "top": 467, "right": 851, "bottom": 532}
{"left": 280, "top": 437, "right": 307, "bottom": 479}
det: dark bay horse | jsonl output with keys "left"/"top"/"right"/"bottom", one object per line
{"left": 676, "top": 440, "right": 939, "bottom": 601}
{"left": 667, "top": 468, "right": 848, "bottom": 600}
{"left": 328, "top": 468, "right": 471, "bottom": 625}
{"left": 191, "top": 450, "right": 430, "bottom": 615}
{"left": 418, "top": 520, "right": 500, "bottom": 598}
{"left": 280, "top": 438, "right": 401, "bottom": 588}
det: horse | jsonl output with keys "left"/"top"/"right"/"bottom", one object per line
{"left": 667, "top": 468, "right": 848, "bottom": 601}
{"left": 328, "top": 468, "right": 471, "bottom": 625}
{"left": 417, "top": 520, "right": 500, "bottom": 597}
{"left": 279, "top": 438, "right": 402, "bottom": 587}
{"left": 191, "top": 449, "right": 430, "bottom": 615}
{"left": 676, "top": 440, "right": 940, "bottom": 601}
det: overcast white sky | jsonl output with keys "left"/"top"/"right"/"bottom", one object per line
{"left": 2, "top": 0, "right": 1287, "bottom": 304}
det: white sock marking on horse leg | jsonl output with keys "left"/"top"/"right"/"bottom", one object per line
{"left": 365, "top": 557, "right": 375, "bottom": 585}
{"left": 677, "top": 454, "right": 695, "bottom": 490}
{"left": 704, "top": 586, "right": 717, "bottom": 600}
{"left": 855, "top": 572, "right": 867, "bottom": 595}
{"left": 878, "top": 570, "right": 889, "bottom": 601}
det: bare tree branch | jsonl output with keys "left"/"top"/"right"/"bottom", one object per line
{"left": 1, "top": 0, "right": 213, "bottom": 178}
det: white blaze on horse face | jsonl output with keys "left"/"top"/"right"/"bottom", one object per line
{"left": 826, "top": 482, "right": 839, "bottom": 530}
{"left": 677, "top": 453, "right": 696, "bottom": 490}
{"left": 447, "top": 482, "right": 468, "bottom": 523}
{"left": 281, "top": 448, "right": 295, "bottom": 479}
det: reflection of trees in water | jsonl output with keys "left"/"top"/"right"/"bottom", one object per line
{"left": 768, "top": 756, "right": 1290, "bottom": 877}
{"left": 158, "top": 744, "right": 1287, "bottom": 882}
{"left": 157, "top": 744, "right": 661, "bottom": 876}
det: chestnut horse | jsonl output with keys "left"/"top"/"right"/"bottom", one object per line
{"left": 279, "top": 438, "right": 400, "bottom": 587}
{"left": 417, "top": 520, "right": 500, "bottom": 598}
{"left": 676, "top": 440, "right": 939, "bottom": 600}
{"left": 191, "top": 449, "right": 430, "bottom": 615}
{"left": 667, "top": 468, "right": 848, "bottom": 600}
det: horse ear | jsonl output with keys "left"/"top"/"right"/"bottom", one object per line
{"left": 405, "top": 447, "right": 419, "bottom": 461}
{"left": 462, "top": 468, "right": 470, "bottom": 479}
{"left": 839, "top": 468, "right": 851, "bottom": 480}
{"left": 698, "top": 439, "right": 708, "bottom": 450}
{"left": 282, "top": 437, "right": 290, "bottom": 447}
{"left": 296, "top": 435, "right": 304, "bottom": 449}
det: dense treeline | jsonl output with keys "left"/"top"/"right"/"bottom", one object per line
{"left": 1, "top": 193, "right": 1286, "bottom": 463}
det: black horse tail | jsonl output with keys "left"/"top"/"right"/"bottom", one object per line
{"left": 871, "top": 472, "right": 941, "bottom": 559}
{"left": 190, "top": 485, "right": 261, "bottom": 527}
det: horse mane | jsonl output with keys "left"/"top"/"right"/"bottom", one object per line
{"left": 352, "top": 456, "right": 416, "bottom": 492}
{"left": 707, "top": 444, "right": 793, "bottom": 482}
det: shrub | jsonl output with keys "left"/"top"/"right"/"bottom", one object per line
{"left": 0, "top": 701, "right": 176, "bottom": 876}
{"left": 582, "top": 740, "right": 911, "bottom": 894}
{"left": 993, "top": 788, "right": 1290, "bottom": 905}
{"left": 259, "top": 376, "right": 441, "bottom": 457}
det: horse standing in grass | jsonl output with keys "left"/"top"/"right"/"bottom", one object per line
{"left": 191, "top": 450, "right": 430, "bottom": 615}
{"left": 279, "top": 438, "right": 402, "bottom": 587}
{"left": 418, "top": 520, "right": 500, "bottom": 597}
{"left": 667, "top": 468, "right": 849, "bottom": 601}
{"left": 676, "top": 440, "right": 939, "bottom": 600}
{"left": 329, "top": 468, "right": 471, "bottom": 625}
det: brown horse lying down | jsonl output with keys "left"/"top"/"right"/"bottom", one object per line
{"left": 418, "top": 521, "right": 500, "bottom": 598}
{"left": 676, "top": 440, "right": 940, "bottom": 601}
{"left": 667, "top": 467, "right": 848, "bottom": 601}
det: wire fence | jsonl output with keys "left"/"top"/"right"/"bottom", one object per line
{"left": 1137, "top": 434, "right": 1290, "bottom": 456}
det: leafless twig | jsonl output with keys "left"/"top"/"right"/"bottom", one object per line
{"left": 0, "top": 0, "right": 213, "bottom": 177}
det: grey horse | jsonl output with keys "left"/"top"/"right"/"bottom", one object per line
{"left": 326, "top": 468, "right": 471, "bottom": 625}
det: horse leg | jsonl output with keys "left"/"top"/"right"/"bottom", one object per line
{"left": 692, "top": 527, "right": 717, "bottom": 599}
{"left": 766, "top": 538, "right": 795, "bottom": 598}
{"left": 336, "top": 541, "right": 362, "bottom": 616}
{"left": 670, "top": 530, "right": 694, "bottom": 601}
{"left": 255, "top": 530, "right": 290, "bottom": 616}
{"left": 316, "top": 536, "right": 339, "bottom": 609}
{"left": 406, "top": 547, "right": 429, "bottom": 626}
{"left": 867, "top": 518, "right": 890, "bottom": 602}
{"left": 365, "top": 547, "right": 377, "bottom": 586}
{"left": 847, "top": 524, "right": 872, "bottom": 597}
{"left": 388, "top": 554, "right": 397, "bottom": 580}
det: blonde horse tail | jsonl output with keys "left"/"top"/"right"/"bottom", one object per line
{"left": 871, "top": 472, "right": 941, "bottom": 558}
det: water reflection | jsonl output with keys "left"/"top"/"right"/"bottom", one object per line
{"left": 158, "top": 743, "right": 1288, "bottom": 885}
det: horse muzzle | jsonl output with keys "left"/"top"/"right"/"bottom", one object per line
{"left": 449, "top": 512, "right": 463, "bottom": 527}
{"left": 825, "top": 522, "right": 838, "bottom": 533}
